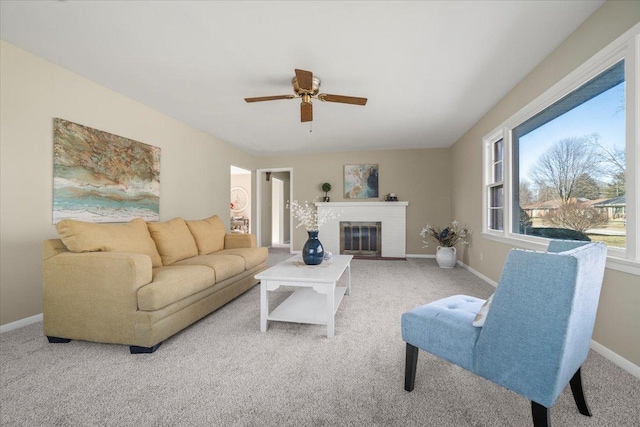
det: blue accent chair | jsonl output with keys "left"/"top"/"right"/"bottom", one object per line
{"left": 401, "top": 240, "right": 607, "bottom": 427}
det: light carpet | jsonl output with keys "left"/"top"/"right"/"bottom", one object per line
{"left": 1, "top": 248, "right": 638, "bottom": 426}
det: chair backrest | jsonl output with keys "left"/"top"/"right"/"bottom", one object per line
{"left": 474, "top": 240, "right": 607, "bottom": 408}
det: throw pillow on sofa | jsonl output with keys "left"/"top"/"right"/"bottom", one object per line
{"left": 55, "top": 217, "right": 163, "bottom": 267}
{"left": 185, "top": 215, "right": 226, "bottom": 255}
{"left": 147, "top": 217, "right": 198, "bottom": 265}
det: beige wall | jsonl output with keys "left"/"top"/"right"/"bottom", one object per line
{"left": 257, "top": 148, "right": 452, "bottom": 254}
{"left": 451, "top": 1, "right": 640, "bottom": 365}
{"left": 0, "top": 41, "right": 255, "bottom": 325}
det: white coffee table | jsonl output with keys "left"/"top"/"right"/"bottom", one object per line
{"left": 255, "top": 254, "right": 353, "bottom": 338}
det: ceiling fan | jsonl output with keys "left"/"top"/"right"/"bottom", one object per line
{"left": 244, "top": 69, "right": 367, "bottom": 122}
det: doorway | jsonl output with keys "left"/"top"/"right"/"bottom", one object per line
{"left": 256, "top": 168, "right": 292, "bottom": 251}
{"left": 230, "top": 165, "right": 251, "bottom": 233}
{"left": 271, "top": 177, "right": 284, "bottom": 246}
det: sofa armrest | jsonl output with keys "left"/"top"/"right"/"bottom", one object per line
{"left": 43, "top": 251, "right": 153, "bottom": 345}
{"left": 224, "top": 233, "right": 257, "bottom": 249}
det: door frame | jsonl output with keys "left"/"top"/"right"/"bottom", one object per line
{"left": 271, "top": 176, "right": 285, "bottom": 245}
{"left": 256, "top": 167, "right": 293, "bottom": 252}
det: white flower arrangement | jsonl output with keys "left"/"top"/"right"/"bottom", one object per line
{"left": 287, "top": 199, "right": 337, "bottom": 231}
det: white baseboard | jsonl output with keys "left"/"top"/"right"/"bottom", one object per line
{"left": 456, "top": 260, "right": 498, "bottom": 287}
{"left": 590, "top": 339, "right": 640, "bottom": 379}
{"left": 458, "top": 260, "right": 640, "bottom": 378}
{"left": 406, "top": 254, "right": 434, "bottom": 259}
{"left": 0, "top": 313, "right": 43, "bottom": 333}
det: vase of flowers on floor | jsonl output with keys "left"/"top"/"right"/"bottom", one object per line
{"left": 420, "top": 221, "right": 471, "bottom": 268}
{"left": 288, "top": 200, "right": 337, "bottom": 265}
{"left": 435, "top": 246, "right": 457, "bottom": 269}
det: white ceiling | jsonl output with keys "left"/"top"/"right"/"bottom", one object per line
{"left": 0, "top": 1, "right": 604, "bottom": 156}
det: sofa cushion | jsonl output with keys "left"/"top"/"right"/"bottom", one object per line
{"left": 55, "top": 218, "right": 162, "bottom": 267}
{"left": 185, "top": 215, "right": 226, "bottom": 255}
{"left": 138, "top": 265, "right": 216, "bottom": 311}
{"left": 147, "top": 218, "right": 198, "bottom": 265}
{"left": 214, "top": 247, "right": 268, "bottom": 270}
{"left": 224, "top": 233, "right": 257, "bottom": 249}
{"left": 173, "top": 254, "right": 245, "bottom": 283}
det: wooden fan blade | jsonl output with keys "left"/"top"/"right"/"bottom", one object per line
{"left": 295, "top": 69, "right": 314, "bottom": 92}
{"left": 318, "top": 93, "right": 367, "bottom": 106}
{"left": 301, "top": 102, "right": 313, "bottom": 122}
{"left": 245, "top": 95, "right": 295, "bottom": 103}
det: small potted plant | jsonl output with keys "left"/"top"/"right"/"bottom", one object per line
{"left": 321, "top": 182, "right": 331, "bottom": 202}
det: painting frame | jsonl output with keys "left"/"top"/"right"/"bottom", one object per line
{"left": 344, "top": 164, "right": 379, "bottom": 199}
{"left": 53, "top": 118, "right": 160, "bottom": 224}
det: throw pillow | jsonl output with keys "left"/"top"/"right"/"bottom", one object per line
{"left": 147, "top": 217, "right": 199, "bottom": 265}
{"left": 473, "top": 294, "right": 494, "bottom": 327}
{"left": 186, "top": 215, "right": 226, "bottom": 255}
{"left": 55, "top": 218, "right": 163, "bottom": 267}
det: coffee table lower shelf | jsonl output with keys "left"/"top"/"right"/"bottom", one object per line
{"left": 256, "top": 254, "right": 353, "bottom": 338}
{"left": 268, "top": 286, "right": 348, "bottom": 325}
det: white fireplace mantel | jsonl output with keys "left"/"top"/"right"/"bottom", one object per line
{"left": 316, "top": 201, "right": 408, "bottom": 258}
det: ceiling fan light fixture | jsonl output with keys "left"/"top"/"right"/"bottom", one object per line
{"left": 292, "top": 76, "right": 320, "bottom": 96}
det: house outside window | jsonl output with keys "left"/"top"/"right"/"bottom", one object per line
{"left": 482, "top": 24, "right": 639, "bottom": 275}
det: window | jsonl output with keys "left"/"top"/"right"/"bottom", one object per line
{"left": 483, "top": 24, "right": 639, "bottom": 274}
{"left": 487, "top": 138, "right": 504, "bottom": 231}
{"left": 514, "top": 61, "right": 625, "bottom": 247}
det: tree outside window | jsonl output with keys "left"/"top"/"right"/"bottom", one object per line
{"left": 513, "top": 61, "right": 626, "bottom": 248}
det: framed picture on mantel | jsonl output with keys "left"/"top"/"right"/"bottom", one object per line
{"left": 344, "top": 164, "right": 378, "bottom": 199}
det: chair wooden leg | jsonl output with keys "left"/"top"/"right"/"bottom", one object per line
{"left": 531, "top": 401, "right": 550, "bottom": 427}
{"left": 404, "top": 343, "right": 419, "bottom": 391}
{"left": 569, "top": 367, "right": 592, "bottom": 416}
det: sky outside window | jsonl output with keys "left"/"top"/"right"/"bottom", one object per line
{"left": 519, "top": 82, "right": 625, "bottom": 185}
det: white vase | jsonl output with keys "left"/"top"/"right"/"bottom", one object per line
{"left": 436, "top": 246, "right": 457, "bottom": 268}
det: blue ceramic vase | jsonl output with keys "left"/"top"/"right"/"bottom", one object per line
{"left": 302, "top": 230, "right": 324, "bottom": 265}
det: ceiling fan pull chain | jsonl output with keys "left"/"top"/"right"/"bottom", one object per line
{"left": 310, "top": 122, "right": 312, "bottom": 133}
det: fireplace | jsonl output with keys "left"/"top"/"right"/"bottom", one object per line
{"left": 316, "top": 201, "right": 408, "bottom": 258}
{"left": 340, "top": 221, "right": 381, "bottom": 257}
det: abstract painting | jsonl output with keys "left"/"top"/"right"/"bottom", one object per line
{"left": 344, "top": 164, "right": 379, "bottom": 199}
{"left": 53, "top": 118, "right": 160, "bottom": 223}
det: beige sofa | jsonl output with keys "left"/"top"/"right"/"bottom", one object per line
{"left": 43, "top": 215, "right": 268, "bottom": 353}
